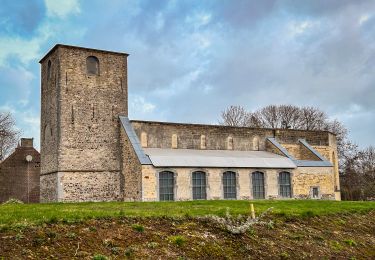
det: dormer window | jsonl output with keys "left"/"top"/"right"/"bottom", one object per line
{"left": 86, "top": 56, "right": 99, "bottom": 75}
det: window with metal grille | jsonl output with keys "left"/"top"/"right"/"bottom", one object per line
{"left": 223, "top": 171, "right": 236, "bottom": 199}
{"left": 192, "top": 171, "right": 207, "bottom": 200}
{"left": 159, "top": 171, "right": 174, "bottom": 201}
{"left": 252, "top": 171, "right": 265, "bottom": 199}
{"left": 279, "top": 171, "right": 292, "bottom": 198}
{"left": 86, "top": 56, "right": 99, "bottom": 75}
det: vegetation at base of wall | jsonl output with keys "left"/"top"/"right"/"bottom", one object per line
{"left": 0, "top": 200, "right": 374, "bottom": 229}
{"left": 0, "top": 210, "right": 374, "bottom": 259}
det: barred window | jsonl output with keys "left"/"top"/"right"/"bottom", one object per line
{"left": 252, "top": 171, "right": 265, "bottom": 199}
{"left": 223, "top": 171, "right": 236, "bottom": 199}
{"left": 159, "top": 171, "right": 174, "bottom": 201}
{"left": 279, "top": 172, "right": 292, "bottom": 198}
{"left": 86, "top": 56, "right": 99, "bottom": 75}
{"left": 192, "top": 171, "right": 207, "bottom": 200}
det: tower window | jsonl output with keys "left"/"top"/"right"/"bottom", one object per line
{"left": 86, "top": 56, "right": 99, "bottom": 75}
{"left": 47, "top": 60, "right": 52, "bottom": 80}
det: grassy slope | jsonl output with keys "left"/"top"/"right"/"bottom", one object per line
{"left": 1, "top": 200, "right": 374, "bottom": 228}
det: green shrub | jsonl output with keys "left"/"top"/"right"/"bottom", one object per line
{"left": 344, "top": 239, "right": 357, "bottom": 247}
{"left": 169, "top": 235, "right": 186, "bottom": 247}
{"left": 131, "top": 224, "right": 144, "bottom": 232}
{"left": 92, "top": 254, "right": 108, "bottom": 260}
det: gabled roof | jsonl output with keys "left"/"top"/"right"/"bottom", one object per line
{"left": 266, "top": 137, "right": 332, "bottom": 167}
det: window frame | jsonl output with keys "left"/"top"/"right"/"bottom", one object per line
{"left": 86, "top": 56, "right": 100, "bottom": 76}
{"left": 222, "top": 171, "right": 237, "bottom": 199}
{"left": 192, "top": 171, "right": 207, "bottom": 200}
{"left": 158, "top": 171, "right": 175, "bottom": 201}
{"left": 279, "top": 171, "right": 292, "bottom": 198}
{"left": 251, "top": 171, "right": 265, "bottom": 199}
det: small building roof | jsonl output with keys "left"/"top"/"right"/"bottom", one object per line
{"left": 143, "top": 148, "right": 296, "bottom": 168}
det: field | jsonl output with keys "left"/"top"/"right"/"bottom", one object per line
{"left": 1, "top": 200, "right": 374, "bottom": 228}
{"left": 0, "top": 200, "right": 374, "bottom": 259}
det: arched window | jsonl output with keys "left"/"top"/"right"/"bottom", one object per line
{"left": 279, "top": 172, "right": 292, "bottom": 198}
{"left": 223, "top": 171, "right": 236, "bottom": 199}
{"left": 86, "top": 56, "right": 99, "bottom": 75}
{"left": 159, "top": 171, "right": 174, "bottom": 201}
{"left": 192, "top": 171, "right": 207, "bottom": 200}
{"left": 252, "top": 171, "right": 265, "bottom": 199}
{"left": 47, "top": 60, "right": 52, "bottom": 80}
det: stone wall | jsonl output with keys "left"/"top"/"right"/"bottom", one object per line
{"left": 40, "top": 173, "right": 58, "bottom": 202}
{"left": 120, "top": 127, "right": 142, "bottom": 201}
{"left": 58, "top": 171, "right": 122, "bottom": 202}
{"left": 0, "top": 141, "right": 40, "bottom": 203}
{"left": 140, "top": 166, "right": 336, "bottom": 201}
{"left": 40, "top": 45, "right": 128, "bottom": 202}
{"left": 293, "top": 167, "right": 335, "bottom": 199}
{"left": 131, "top": 121, "right": 333, "bottom": 151}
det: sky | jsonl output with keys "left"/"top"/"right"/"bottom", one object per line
{"left": 0, "top": 0, "right": 374, "bottom": 151}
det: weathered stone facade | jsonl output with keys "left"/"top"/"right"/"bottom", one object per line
{"left": 39, "top": 44, "right": 340, "bottom": 202}
{"left": 40, "top": 44, "right": 128, "bottom": 202}
{"left": 0, "top": 138, "right": 40, "bottom": 203}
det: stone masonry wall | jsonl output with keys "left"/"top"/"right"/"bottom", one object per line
{"left": 40, "top": 173, "right": 58, "bottom": 202}
{"left": 120, "top": 127, "right": 142, "bottom": 201}
{"left": 140, "top": 166, "right": 336, "bottom": 201}
{"left": 293, "top": 167, "right": 335, "bottom": 199}
{"left": 58, "top": 171, "right": 122, "bottom": 202}
{"left": 131, "top": 121, "right": 332, "bottom": 151}
{"left": 40, "top": 45, "right": 128, "bottom": 202}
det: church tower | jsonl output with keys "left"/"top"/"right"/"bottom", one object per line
{"left": 39, "top": 44, "right": 128, "bottom": 202}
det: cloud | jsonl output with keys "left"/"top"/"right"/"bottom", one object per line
{"left": 0, "top": 0, "right": 46, "bottom": 37}
{"left": 44, "top": 0, "right": 80, "bottom": 18}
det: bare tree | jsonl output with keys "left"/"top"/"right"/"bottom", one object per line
{"left": 0, "top": 111, "right": 19, "bottom": 161}
{"left": 220, "top": 105, "right": 249, "bottom": 127}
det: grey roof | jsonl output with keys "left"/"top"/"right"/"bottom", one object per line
{"left": 143, "top": 148, "right": 296, "bottom": 168}
{"left": 266, "top": 137, "right": 332, "bottom": 167}
{"left": 119, "top": 116, "right": 152, "bottom": 165}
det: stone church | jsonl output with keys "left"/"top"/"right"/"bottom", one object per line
{"left": 39, "top": 44, "right": 341, "bottom": 202}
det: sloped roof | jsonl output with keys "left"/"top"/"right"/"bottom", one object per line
{"left": 143, "top": 148, "right": 296, "bottom": 168}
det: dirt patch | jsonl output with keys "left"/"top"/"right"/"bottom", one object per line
{"left": 0, "top": 211, "right": 374, "bottom": 259}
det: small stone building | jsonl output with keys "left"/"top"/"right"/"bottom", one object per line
{"left": 0, "top": 138, "right": 40, "bottom": 203}
{"left": 39, "top": 44, "right": 340, "bottom": 202}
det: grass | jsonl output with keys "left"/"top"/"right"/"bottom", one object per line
{"left": 0, "top": 200, "right": 374, "bottom": 229}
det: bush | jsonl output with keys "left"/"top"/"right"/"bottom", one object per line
{"left": 131, "top": 224, "right": 144, "bottom": 232}
{"left": 92, "top": 254, "right": 108, "bottom": 260}
{"left": 168, "top": 235, "right": 186, "bottom": 247}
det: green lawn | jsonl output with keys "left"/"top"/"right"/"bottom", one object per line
{"left": 0, "top": 200, "right": 374, "bottom": 229}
